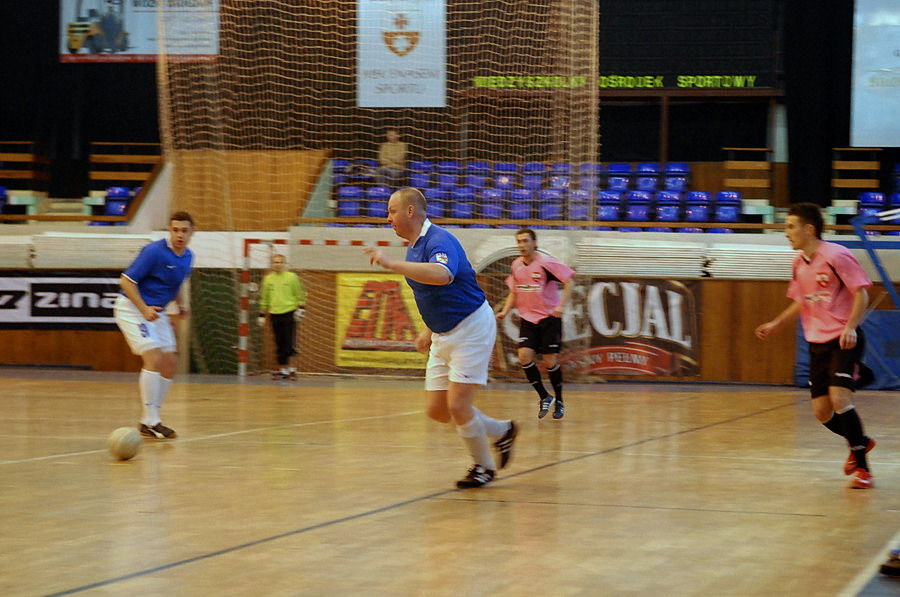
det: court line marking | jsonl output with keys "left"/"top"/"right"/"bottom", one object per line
{"left": 841, "top": 529, "right": 900, "bottom": 597}
{"left": 441, "top": 496, "right": 826, "bottom": 518}
{"left": 47, "top": 400, "right": 797, "bottom": 596}
{"left": 0, "top": 410, "right": 423, "bottom": 466}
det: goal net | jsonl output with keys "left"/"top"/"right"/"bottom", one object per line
{"left": 156, "top": 0, "right": 599, "bottom": 375}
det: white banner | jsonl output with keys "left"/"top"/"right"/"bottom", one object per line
{"left": 851, "top": 0, "right": 900, "bottom": 147}
{"left": 59, "top": 0, "right": 219, "bottom": 63}
{"left": 357, "top": 0, "right": 446, "bottom": 108}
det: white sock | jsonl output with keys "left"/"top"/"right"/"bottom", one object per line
{"left": 472, "top": 406, "right": 510, "bottom": 440}
{"left": 456, "top": 415, "right": 496, "bottom": 471}
{"left": 157, "top": 376, "right": 173, "bottom": 414}
{"left": 139, "top": 369, "right": 161, "bottom": 426}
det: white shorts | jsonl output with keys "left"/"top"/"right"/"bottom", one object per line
{"left": 114, "top": 294, "right": 177, "bottom": 355}
{"left": 425, "top": 300, "right": 496, "bottom": 391}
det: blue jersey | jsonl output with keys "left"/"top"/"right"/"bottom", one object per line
{"left": 405, "top": 222, "right": 485, "bottom": 333}
{"left": 121, "top": 238, "right": 194, "bottom": 307}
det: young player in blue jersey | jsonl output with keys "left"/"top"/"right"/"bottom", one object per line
{"left": 364, "top": 188, "right": 518, "bottom": 488}
{"left": 114, "top": 212, "right": 195, "bottom": 439}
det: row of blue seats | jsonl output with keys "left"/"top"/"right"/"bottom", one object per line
{"left": 333, "top": 160, "right": 692, "bottom": 193}
{"left": 336, "top": 185, "right": 743, "bottom": 223}
{"left": 88, "top": 186, "right": 140, "bottom": 225}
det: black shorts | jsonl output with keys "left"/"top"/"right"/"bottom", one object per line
{"left": 518, "top": 316, "right": 563, "bottom": 354}
{"left": 807, "top": 328, "right": 865, "bottom": 398}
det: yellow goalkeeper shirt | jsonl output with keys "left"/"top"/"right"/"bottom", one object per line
{"left": 259, "top": 271, "right": 306, "bottom": 315}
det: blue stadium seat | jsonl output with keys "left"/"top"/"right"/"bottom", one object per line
{"left": 538, "top": 189, "right": 564, "bottom": 220}
{"left": 450, "top": 186, "right": 476, "bottom": 219}
{"left": 437, "top": 160, "right": 461, "bottom": 174}
{"left": 467, "top": 161, "right": 491, "bottom": 175}
{"left": 665, "top": 162, "right": 690, "bottom": 191}
{"left": 891, "top": 192, "right": 900, "bottom": 208}
{"left": 579, "top": 163, "right": 603, "bottom": 176}
{"left": 332, "top": 159, "right": 350, "bottom": 186}
{"left": 436, "top": 172, "right": 458, "bottom": 188}
{"left": 409, "top": 160, "right": 433, "bottom": 173}
{"left": 679, "top": 227, "right": 704, "bottom": 233}
{"left": 624, "top": 190, "right": 652, "bottom": 222}
{"left": 635, "top": 163, "right": 660, "bottom": 192}
{"left": 858, "top": 191, "right": 886, "bottom": 208}
{"left": 648, "top": 227, "right": 673, "bottom": 233}
{"left": 336, "top": 185, "right": 364, "bottom": 217}
{"left": 479, "top": 188, "right": 504, "bottom": 219}
{"left": 409, "top": 172, "right": 431, "bottom": 188}
{"left": 522, "top": 175, "right": 544, "bottom": 191}
{"left": 465, "top": 174, "right": 488, "bottom": 188}
{"left": 0, "top": 186, "right": 6, "bottom": 213}
{"left": 550, "top": 163, "right": 571, "bottom": 176}
{"left": 568, "top": 189, "right": 592, "bottom": 220}
{"left": 366, "top": 185, "right": 391, "bottom": 218}
{"left": 579, "top": 175, "right": 601, "bottom": 191}
{"left": 548, "top": 175, "right": 570, "bottom": 190}
{"left": 424, "top": 187, "right": 446, "bottom": 218}
{"left": 523, "top": 162, "right": 546, "bottom": 175}
{"left": 715, "top": 191, "right": 742, "bottom": 224}
{"left": 494, "top": 162, "right": 519, "bottom": 174}
{"left": 708, "top": 228, "right": 735, "bottom": 233}
{"left": 685, "top": 191, "right": 711, "bottom": 223}
{"left": 607, "top": 165, "right": 631, "bottom": 191}
{"left": 597, "top": 190, "right": 622, "bottom": 221}
{"left": 509, "top": 188, "right": 534, "bottom": 220}
{"left": 655, "top": 191, "right": 681, "bottom": 222}
{"left": 494, "top": 173, "right": 517, "bottom": 190}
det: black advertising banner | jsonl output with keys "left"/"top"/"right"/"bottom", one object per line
{"left": 493, "top": 277, "right": 700, "bottom": 378}
{"left": 0, "top": 271, "right": 122, "bottom": 330}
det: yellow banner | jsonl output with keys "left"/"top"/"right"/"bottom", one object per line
{"left": 335, "top": 273, "right": 427, "bottom": 368}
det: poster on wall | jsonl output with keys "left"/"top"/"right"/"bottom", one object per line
{"left": 59, "top": 0, "right": 220, "bottom": 63}
{"left": 357, "top": 0, "right": 447, "bottom": 107}
{"left": 492, "top": 277, "right": 700, "bottom": 377}
{"left": 851, "top": 0, "right": 900, "bottom": 147}
{"left": 334, "top": 273, "right": 427, "bottom": 368}
{"left": 0, "top": 271, "right": 122, "bottom": 330}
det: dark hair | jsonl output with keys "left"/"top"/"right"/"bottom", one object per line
{"left": 515, "top": 228, "right": 536, "bottom": 241}
{"left": 787, "top": 202, "right": 823, "bottom": 239}
{"left": 170, "top": 211, "right": 194, "bottom": 227}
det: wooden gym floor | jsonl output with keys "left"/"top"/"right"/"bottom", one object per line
{"left": 1, "top": 368, "right": 898, "bottom": 597}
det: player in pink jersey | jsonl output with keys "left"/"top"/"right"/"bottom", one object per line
{"left": 755, "top": 203, "right": 875, "bottom": 489}
{"left": 496, "top": 228, "right": 575, "bottom": 419}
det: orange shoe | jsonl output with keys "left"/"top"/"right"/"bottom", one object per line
{"left": 844, "top": 438, "right": 876, "bottom": 475}
{"left": 849, "top": 469, "right": 874, "bottom": 489}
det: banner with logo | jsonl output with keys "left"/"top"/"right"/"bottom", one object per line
{"left": 493, "top": 278, "right": 700, "bottom": 377}
{"left": 0, "top": 271, "right": 122, "bottom": 330}
{"left": 357, "top": 0, "right": 447, "bottom": 107}
{"left": 59, "top": 0, "right": 220, "bottom": 63}
{"left": 335, "top": 273, "right": 427, "bottom": 368}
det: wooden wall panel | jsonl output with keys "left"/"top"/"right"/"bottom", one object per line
{"left": 169, "top": 150, "right": 329, "bottom": 231}
{"left": 1, "top": 330, "right": 142, "bottom": 371}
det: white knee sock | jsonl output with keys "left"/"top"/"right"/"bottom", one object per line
{"left": 139, "top": 369, "right": 161, "bottom": 426}
{"left": 471, "top": 406, "right": 510, "bottom": 440}
{"left": 157, "top": 376, "right": 173, "bottom": 413}
{"left": 456, "top": 415, "right": 496, "bottom": 471}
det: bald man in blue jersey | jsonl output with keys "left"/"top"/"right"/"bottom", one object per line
{"left": 114, "top": 211, "right": 194, "bottom": 439}
{"left": 364, "top": 188, "right": 518, "bottom": 488}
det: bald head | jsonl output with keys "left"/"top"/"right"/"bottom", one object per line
{"left": 392, "top": 187, "right": 427, "bottom": 214}
{"left": 387, "top": 187, "right": 428, "bottom": 241}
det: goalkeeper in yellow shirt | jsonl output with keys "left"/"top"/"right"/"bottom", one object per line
{"left": 259, "top": 253, "right": 307, "bottom": 379}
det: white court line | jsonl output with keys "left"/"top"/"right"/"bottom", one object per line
{"left": 0, "top": 410, "right": 423, "bottom": 466}
{"left": 839, "top": 529, "right": 900, "bottom": 597}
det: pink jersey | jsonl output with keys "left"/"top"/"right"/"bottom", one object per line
{"left": 787, "top": 241, "right": 871, "bottom": 343}
{"left": 505, "top": 252, "right": 575, "bottom": 324}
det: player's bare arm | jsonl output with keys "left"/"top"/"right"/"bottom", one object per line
{"left": 553, "top": 278, "right": 574, "bottom": 317}
{"left": 755, "top": 301, "right": 802, "bottom": 340}
{"left": 496, "top": 292, "right": 515, "bottom": 320}
{"left": 839, "top": 288, "right": 869, "bottom": 349}
{"left": 364, "top": 247, "right": 451, "bottom": 285}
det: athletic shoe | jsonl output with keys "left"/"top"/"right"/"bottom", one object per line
{"left": 552, "top": 399, "right": 565, "bottom": 420}
{"left": 139, "top": 422, "right": 177, "bottom": 440}
{"left": 538, "top": 395, "right": 554, "bottom": 419}
{"left": 880, "top": 559, "right": 900, "bottom": 577}
{"left": 849, "top": 469, "right": 874, "bottom": 489}
{"left": 455, "top": 465, "right": 495, "bottom": 489}
{"left": 494, "top": 421, "right": 518, "bottom": 469}
{"left": 843, "top": 438, "right": 876, "bottom": 475}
